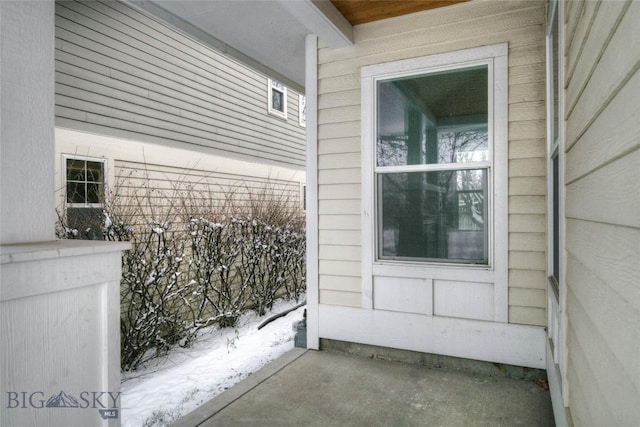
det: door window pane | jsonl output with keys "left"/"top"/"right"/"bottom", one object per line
{"left": 378, "top": 169, "right": 487, "bottom": 263}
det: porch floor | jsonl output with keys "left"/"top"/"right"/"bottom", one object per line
{"left": 174, "top": 347, "right": 554, "bottom": 426}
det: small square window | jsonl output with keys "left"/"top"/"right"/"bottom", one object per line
{"left": 268, "top": 79, "right": 287, "bottom": 119}
{"left": 272, "top": 90, "right": 284, "bottom": 111}
{"left": 65, "top": 158, "right": 105, "bottom": 205}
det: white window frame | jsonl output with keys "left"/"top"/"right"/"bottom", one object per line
{"left": 299, "top": 94, "right": 306, "bottom": 127}
{"left": 361, "top": 43, "right": 508, "bottom": 319}
{"left": 268, "top": 78, "right": 287, "bottom": 119}
{"left": 545, "top": 0, "right": 566, "bottom": 382}
{"left": 375, "top": 70, "right": 491, "bottom": 265}
{"left": 63, "top": 154, "right": 107, "bottom": 208}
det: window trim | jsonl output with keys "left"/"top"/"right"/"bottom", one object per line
{"left": 267, "top": 78, "right": 288, "bottom": 119}
{"left": 63, "top": 154, "right": 107, "bottom": 209}
{"left": 546, "top": 0, "right": 563, "bottom": 299}
{"left": 361, "top": 43, "right": 508, "bottom": 319}
{"left": 545, "top": 0, "right": 566, "bottom": 376}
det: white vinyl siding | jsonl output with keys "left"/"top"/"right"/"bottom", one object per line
{"left": 317, "top": 0, "right": 547, "bottom": 326}
{"left": 54, "top": 0, "right": 305, "bottom": 169}
{"left": 563, "top": 1, "right": 640, "bottom": 425}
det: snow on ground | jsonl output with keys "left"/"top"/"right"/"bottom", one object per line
{"left": 121, "top": 299, "right": 306, "bottom": 427}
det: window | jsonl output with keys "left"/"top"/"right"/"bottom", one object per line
{"left": 299, "top": 94, "right": 306, "bottom": 127}
{"left": 545, "top": 0, "right": 564, "bottom": 370}
{"left": 64, "top": 156, "right": 106, "bottom": 240}
{"left": 268, "top": 79, "right": 287, "bottom": 119}
{"left": 66, "top": 157, "right": 105, "bottom": 206}
{"left": 361, "top": 44, "right": 508, "bottom": 315}
{"left": 551, "top": 154, "right": 559, "bottom": 282}
{"left": 362, "top": 44, "right": 507, "bottom": 271}
{"left": 301, "top": 183, "right": 307, "bottom": 211}
{"left": 375, "top": 65, "right": 491, "bottom": 264}
{"left": 547, "top": 0, "right": 562, "bottom": 293}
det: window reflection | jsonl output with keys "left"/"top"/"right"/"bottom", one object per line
{"left": 375, "top": 64, "right": 490, "bottom": 264}
{"left": 66, "top": 158, "right": 104, "bottom": 205}
{"left": 379, "top": 170, "right": 487, "bottom": 262}
{"left": 377, "top": 66, "right": 488, "bottom": 167}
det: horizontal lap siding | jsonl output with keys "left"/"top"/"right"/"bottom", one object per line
{"left": 54, "top": 1, "right": 305, "bottom": 169}
{"left": 114, "top": 160, "right": 302, "bottom": 230}
{"left": 564, "top": 1, "right": 640, "bottom": 424}
{"left": 317, "top": 0, "right": 547, "bottom": 319}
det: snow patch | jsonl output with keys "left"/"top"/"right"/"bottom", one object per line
{"left": 121, "top": 299, "right": 305, "bottom": 427}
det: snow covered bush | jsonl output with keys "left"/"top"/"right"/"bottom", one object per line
{"left": 120, "top": 222, "right": 193, "bottom": 371}
{"left": 187, "top": 216, "right": 306, "bottom": 326}
{"left": 187, "top": 218, "right": 248, "bottom": 328}
{"left": 56, "top": 172, "right": 306, "bottom": 371}
{"left": 235, "top": 218, "right": 305, "bottom": 316}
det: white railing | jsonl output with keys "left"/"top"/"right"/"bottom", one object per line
{"left": 1, "top": 240, "right": 129, "bottom": 427}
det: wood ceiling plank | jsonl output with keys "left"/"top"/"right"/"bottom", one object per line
{"left": 331, "top": 0, "right": 471, "bottom": 25}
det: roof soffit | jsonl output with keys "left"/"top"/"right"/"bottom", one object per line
{"left": 128, "top": 0, "right": 353, "bottom": 91}
{"left": 128, "top": 0, "right": 469, "bottom": 91}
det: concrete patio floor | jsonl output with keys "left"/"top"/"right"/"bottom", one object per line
{"left": 174, "top": 347, "right": 555, "bottom": 427}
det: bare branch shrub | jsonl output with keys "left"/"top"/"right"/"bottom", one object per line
{"left": 56, "top": 167, "right": 306, "bottom": 371}
{"left": 120, "top": 222, "right": 189, "bottom": 371}
{"left": 188, "top": 217, "right": 248, "bottom": 328}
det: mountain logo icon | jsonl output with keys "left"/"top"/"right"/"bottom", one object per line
{"left": 45, "top": 391, "right": 80, "bottom": 408}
